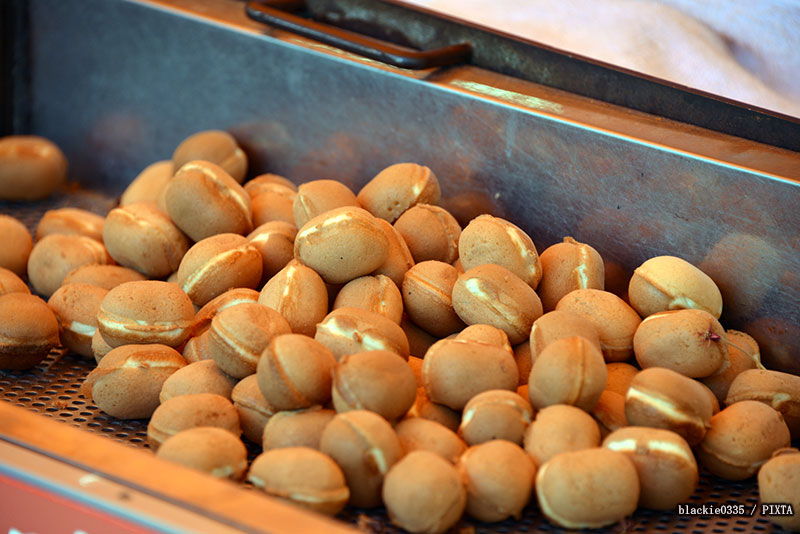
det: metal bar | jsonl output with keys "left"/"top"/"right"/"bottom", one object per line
{"left": 0, "top": 0, "right": 31, "bottom": 136}
{"left": 303, "top": 0, "right": 800, "bottom": 153}
{"left": 0, "top": 402, "right": 361, "bottom": 534}
{"left": 245, "top": 0, "right": 471, "bottom": 70}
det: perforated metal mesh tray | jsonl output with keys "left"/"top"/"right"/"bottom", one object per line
{"left": 0, "top": 348, "right": 781, "bottom": 534}
{"left": 1, "top": 192, "right": 790, "bottom": 534}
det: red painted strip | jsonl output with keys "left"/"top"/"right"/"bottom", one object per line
{"left": 0, "top": 471, "right": 164, "bottom": 534}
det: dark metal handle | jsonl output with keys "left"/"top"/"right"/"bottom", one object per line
{"left": 245, "top": 0, "right": 471, "bottom": 70}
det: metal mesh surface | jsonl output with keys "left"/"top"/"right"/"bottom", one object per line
{"left": 0, "top": 192, "right": 789, "bottom": 533}
{"left": 0, "top": 350, "right": 783, "bottom": 534}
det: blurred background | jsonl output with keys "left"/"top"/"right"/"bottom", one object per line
{"left": 403, "top": 0, "right": 800, "bottom": 118}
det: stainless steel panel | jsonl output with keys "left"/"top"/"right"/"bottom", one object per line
{"left": 19, "top": 0, "right": 798, "bottom": 370}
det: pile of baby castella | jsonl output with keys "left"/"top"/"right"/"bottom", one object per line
{"left": 0, "top": 130, "right": 798, "bottom": 533}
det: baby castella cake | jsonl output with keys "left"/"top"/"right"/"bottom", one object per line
{"left": 0, "top": 293, "right": 60, "bottom": 370}
{"left": 528, "top": 309, "right": 602, "bottom": 365}
{"left": 758, "top": 448, "right": 800, "bottom": 531}
{"left": 0, "top": 214, "right": 33, "bottom": 277}
{"left": 383, "top": 451, "right": 466, "bottom": 534}
{"left": 372, "top": 218, "right": 416, "bottom": 288}
{"left": 250, "top": 182, "right": 296, "bottom": 227}
{"left": 103, "top": 202, "right": 190, "bottom": 278}
{"left": 292, "top": 179, "right": 359, "bottom": 229}
{"left": 697, "top": 400, "right": 791, "bottom": 480}
{"left": 256, "top": 334, "right": 336, "bottom": 410}
{"left": 91, "top": 330, "right": 114, "bottom": 364}
{"left": 452, "top": 263, "right": 542, "bottom": 345}
{"left": 192, "top": 288, "right": 260, "bottom": 336}
{"left": 243, "top": 173, "right": 297, "bottom": 196}
{"left": 528, "top": 336, "right": 607, "bottom": 411}
{"left": 401, "top": 318, "right": 438, "bottom": 361}
{"left": 294, "top": 206, "right": 389, "bottom": 284}
{"left": 421, "top": 338, "right": 518, "bottom": 410}
{"left": 81, "top": 344, "right": 186, "bottom": 419}
{"left": 36, "top": 207, "right": 105, "bottom": 242}
{"left": 555, "top": 288, "right": 641, "bottom": 362}
{"left": 0, "top": 135, "right": 67, "bottom": 201}
{"left": 537, "top": 236, "right": 604, "bottom": 310}
{"left": 699, "top": 381, "right": 721, "bottom": 414}
{"left": 181, "top": 331, "right": 211, "bottom": 364}
{"left": 247, "top": 221, "right": 297, "bottom": 283}
{"left": 455, "top": 324, "right": 513, "bottom": 354}
{"left": 628, "top": 255, "right": 723, "bottom": 319}
{"left": 0, "top": 267, "right": 29, "bottom": 296}
{"left": 633, "top": 309, "right": 728, "bottom": 378}
{"left": 120, "top": 160, "right": 173, "bottom": 207}
{"left": 61, "top": 264, "right": 147, "bottom": 290}
{"left": 536, "top": 448, "right": 639, "bottom": 529}
{"left": 394, "top": 417, "right": 466, "bottom": 464}
{"left": 402, "top": 261, "right": 465, "bottom": 337}
{"left": 408, "top": 388, "right": 462, "bottom": 432}
{"left": 27, "top": 234, "right": 113, "bottom": 298}
{"left": 592, "top": 390, "right": 629, "bottom": 437}
{"left": 147, "top": 393, "right": 241, "bottom": 450}
{"left": 47, "top": 283, "right": 108, "bottom": 358}
{"left": 158, "top": 360, "right": 236, "bottom": 403}
{"left": 603, "top": 427, "right": 698, "bottom": 509}
{"left": 319, "top": 410, "right": 403, "bottom": 508}
{"left": 393, "top": 204, "right": 461, "bottom": 264}
{"left": 247, "top": 447, "right": 350, "bottom": 516}
{"left": 165, "top": 160, "right": 252, "bottom": 241}
{"left": 314, "top": 307, "right": 410, "bottom": 361}
{"left": 357, "top": 162, "right": 441, "bottom": 223}
{"left": 331, "top": 350, "right": 417, "bottom": 421}
{"left": 172, "top": 130, "right": 247, "bottom": 184}
{"left": 515, "top": 346, "right": 533, "bottom": 388}
{"left": 701, "top": 330, "right": 761, "bottom": 403}
{"left": 156, "top": 427, "right": 248, "bottom": 481}
{"left": 258, "top": 260, "right": 329, "bottom": 337}
{"left": 333, "top": 274, "right": 403, "bottom": 325}
{"left": 592, "top": 362, "right": 638, "bottom": 437}
{"left": 725, "top": 368, "right": 800, "bottom": 437}
{"left": 231, "top": 374, "right": 277, "bottom": 444}
{"left": 458, "top": 390, "right": 533, "bottom": 446}
{"left": 625, "top": 367, "right": 714, "bottom": 445}
{"left": 458, "top": 214, "right": 542, "bottom": 289}
{"left": 523, "top": 404, "right": 601, "bottom": 465}
{"left": 96, "top": 280, "right": 195, "bottom": 349}
{"left": 177, "top": 233, "right": 262, "bottom": 308}
{"left": 604, "top": 362, "right": 639, "bottom": 395}
{"left": 457, "top": 439, "right": 536, "bottom": 522}
{"left": 261, "top": 407, "right": 335, "bottom": 451}
{"left": 207, "top": 302, "right": 291, "bottom": 379}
